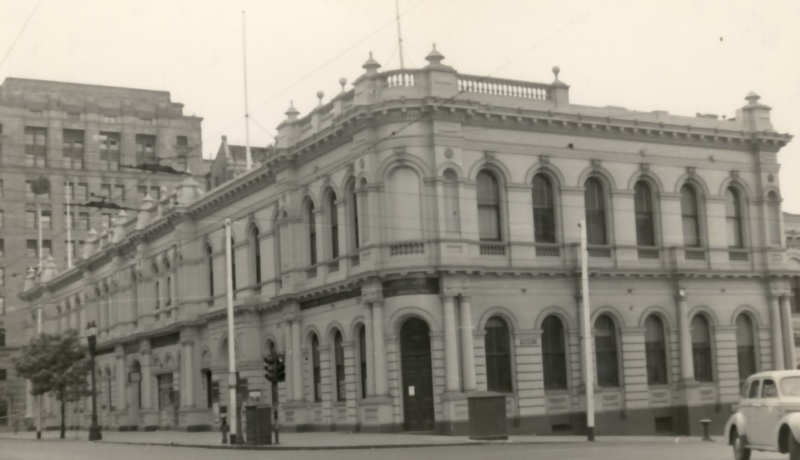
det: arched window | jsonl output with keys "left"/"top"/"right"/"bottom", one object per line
{"left": 334, "top": 330, "right": 345, "bottom": 401}
{"left": 680, "top": 185, "right": 701, "bottom": 247}
{"left": 595, "top": 314, "right": 619, "bottom": 387}
{"left": 725, "top": 187, "right": 744, "bottom": 248}
{"left": 359, "top": 178, "right": 370, "bottom": 243}
{"left": 736, "top": 314, "right": 757, "bottom": 380}
{"left": 691, "top": 314, "right": 713, "bottom": 382}
{"left": 358, "top": 325, "right": 367, "bottom": 399}
{"left": 307, "top": 201, "right": 317, "bottom": 265}
{"left": 205, "top": 244, "right": 214, "bottom": 298}
{"left": 476, "top": 170, "right": 502, "bottom": 241}
{"left": 484, "top": 316, "right": 512, "bottom": 392}
{"left": 154, "top": 280, "right": 160, "bottom": 310}
{"left": 230, "top": 238, "right": 237, "bottom": 295}
{"left": 348, "top": 180, "right": 360, "bottom": 251}
{"left": 250, "top": 225, "right": 261, "bottom": 286}
{"left": 634, "top": 181, "right": 656, "bottom": 247}
{"left": 532, "top": 174, "right": 556, "bottom": 243}
{"left": 644, "top": 315, "right": 668, "bottom": 385}
{"left": 311, "top": 334, "right": 321, "bottom": 402}
{"left": 443, "top": 169, "right": 461, "bottom": 235}
{"left": 541, "top": 316, "right": 567, "bottom": 390}
{"left": 274, "top": 213, "right": 284, "bottom": 284}
{"left": 130, "top": 269, "right": 138, "bottom": 321}
{"left": 767, "top": 192, "right": 782, "bottom": 246}
{"left": 584, "top": 178, "right": 607, "bottom": 245}
{"left": 328, "top": 192, "right": 339, "bottom": 259}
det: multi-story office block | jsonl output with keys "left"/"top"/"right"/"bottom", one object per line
{"left": 18, "top": 48, "right": 797, "bottom": 436}
{"left": 0, "top": 78, "right": 202, "bottom": 426}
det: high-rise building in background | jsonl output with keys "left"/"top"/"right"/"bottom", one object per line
{"left": 0, "top": 78, "right": 203, "bottom": 426}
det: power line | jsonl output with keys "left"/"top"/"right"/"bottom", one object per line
{"left": 0, "top": 0, "right": 43, "bottom": 72}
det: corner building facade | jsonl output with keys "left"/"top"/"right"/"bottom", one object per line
{"left": 19, "top": 49, "right": 797, "bottom": 436}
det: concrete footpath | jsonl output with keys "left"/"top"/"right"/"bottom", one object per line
{"left": 0, "top": 429, "right": 714, "bottom": 451}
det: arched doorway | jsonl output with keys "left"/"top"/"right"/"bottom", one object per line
{"left": 128, "top": 360, "right": 142, "bottom": 427}
{"left": 400, "top": 318, "right": 434, "bottom": 431}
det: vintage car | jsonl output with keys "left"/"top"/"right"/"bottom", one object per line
{"left": 725, "top": 370, "right": 800, "bottom": 460}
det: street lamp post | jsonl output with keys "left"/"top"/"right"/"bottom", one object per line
{"left": 86, "top": 321, "right": 102, "bottom": 441}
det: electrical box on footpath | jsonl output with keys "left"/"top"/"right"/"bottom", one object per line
{"left": 245, "top": 404, "right": 273, "bottom": 445}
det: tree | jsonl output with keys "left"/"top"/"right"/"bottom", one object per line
{"left": 13, "top": 330, "right": 90, "bottom": 439}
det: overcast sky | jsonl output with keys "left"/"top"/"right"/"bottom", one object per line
{"left": 1, "top": 0, "right": 798, "bottom": 210}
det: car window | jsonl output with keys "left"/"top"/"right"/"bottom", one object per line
{"left": 748, "top": 380, "right": 761, "bottom": 399}
{"left": 762, "top": 379, "right": 778, "bottom": 398}
{"left": 781, "top": 377, "right": 800, "bottom": 396}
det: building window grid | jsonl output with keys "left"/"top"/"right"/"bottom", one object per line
{"left": 329, "top": 193, "right": 339, "bottom": 259}
{"left": 307, "top": 202, "right": 317, "bottom": 265}
{"left": 644, "top": 315, "right": 668, "bottom": 385}
{"left": 62, "top": 129, "right": 85, "bottom": 169}
{"left": 99, "top": 132, "right": 121, "bottom": 169}
{"left": 691, "top": 314, "right": 714, "bottom": 382}
{"left": 532, "top": 174, "right": 557, "bottom": 243}
{"left": 311, "top": 335, "right": 321, "bottom": 402}
{"left": 334, "top": 331, "right": 346, "bottom": 402}
{"left": 634, "top": 181, "right": 656, "bottom": 247}
{"left": 250, "top": 227, "right": 261, "bottom": 286}
{"left": 736, "top": 314, "right": 757, "bottom": 381}
{"left": 24, "top": 127, "right": 47, "bottom": 167}
{"left": 476, "top": 170, "right": 502, "bottom": 241}
{"left": 725, "top": 187, "right": 745, "bottom": 248}
{"left": 594, "top": 315, "right": 619, "bottom": 387}
{"left": 542, "top": 316, "right": 568, "bottom": 390}
{"left": 484, "top": 316, "right": 513, "bottom": 393}
{"left": 584, "top": 177, "right": 608, "bottom": 245}
{"left": 135, "top": 134, "right": 157, "bottom": 165}
{"left": 680, "top": 185, "right": 702, "bottom": 247}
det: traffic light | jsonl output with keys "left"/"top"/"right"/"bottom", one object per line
{"left": 275, "top": 355, "right": 286, "bottom": 383}
{"left": 264, "top": 356, "right": 275, "bottom": 383}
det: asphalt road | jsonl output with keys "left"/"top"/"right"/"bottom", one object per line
{"left": 0, "top": 438, "right": 790, "bottom": 460}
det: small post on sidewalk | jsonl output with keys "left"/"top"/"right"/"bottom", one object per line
{"left": 701, "top": 419, "right": 713, "bottom": 441}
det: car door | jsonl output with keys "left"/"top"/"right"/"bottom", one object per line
{"left": 741, "top": 379, "right": 760, "bottom": 446}
{"left": 759, "top": 379, "right": 782, "bottom": 450}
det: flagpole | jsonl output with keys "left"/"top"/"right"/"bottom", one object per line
{"left": 395, "top": 0, "right": 405, "bottom": 69}
{"left": 242, "top": 11, "right": 252, "bottom": 171}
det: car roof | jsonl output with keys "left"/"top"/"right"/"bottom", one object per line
{"left": 747, "top": 370, "right": 800, "bottom": 380}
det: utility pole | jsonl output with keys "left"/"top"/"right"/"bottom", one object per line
{"left": 36, "top": 307, "right": 42, "bottom": 440}
{"left": 66, "top": 182, "right": 72, "bottom": 269}
{"left": 224, "top": 219, "right": 238, "bottom": 444}
{"left": 578, "top": 220, "right": 595, "bottom": 441}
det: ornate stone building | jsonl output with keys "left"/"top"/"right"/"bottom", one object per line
{"left": 0, "top": 78, "right": 203, "bottom": 427}
{"left": 18, "top": 47, "right": 796, "bottom": 436}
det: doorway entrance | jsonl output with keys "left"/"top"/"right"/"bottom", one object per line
{"left": 128, "top": 360, "right": 141, "bottom": 427}
{"left": 400, "top": 318, "right": 435, "bottom": 431}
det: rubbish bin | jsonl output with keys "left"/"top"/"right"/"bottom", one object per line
{"left": 245, "top": 404, "right": 273, "bottom": 445}
{"left": 467, "top": 392, "right": 508, "bottom": 440}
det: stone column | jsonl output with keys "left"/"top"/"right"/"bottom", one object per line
{"left": 781, "top": 295, "right": 796, "bottom": 369}
{"left": 770, "top": 295, "right": 785, "bottom": 370}
{"left": 99, "top": 298, "right": 108, "bottom": 330}
{"left": 115, "top": 346, "right": 126, "bottom": 411}
{"left": 677, "top": 291, "right": 694, "bottom": 381}
{"left": 364, "top": 304, "right": 376, "bottom": 397}
{"left": 372, "top": 301, "right": 388, "bottom": 395}
{"left": 181, "top": 340, "right": 194, "bottom": 407}
{"left": 284, "top": 321, "right": 294, "bottom": 401}
{"left": 441, "top": 295, "right": 460, "bottom": 392}
{"left": 459, "top": 295, "right": 476, "bottom": 391}
{"left": 291, "top": 319, "right": 302, "bottom": 400}
{"left": 140, "top": 342, "right": 152, "bottom": 410}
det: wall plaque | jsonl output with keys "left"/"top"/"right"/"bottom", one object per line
{"left": 382, "top": 277, "right": 440, "bottom": 298}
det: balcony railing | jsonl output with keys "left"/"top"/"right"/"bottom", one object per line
{"left": 684, "top": 249, "right": 706, "bottom": 261}
{"left": 587, "top": 246, "right": 612, "bottom": 258}
{"left": 535, "top": 244, "right": 561, "bottom": 258}
{"left": 457, "top": 75, "right": 551, "bottom": 100}
{"left": 479, "top": 243, "right": 506, "bottom": 256}
{"left": 637, "top": 248, "right": 660, "bottom": 260}
{"left": 728, "top": 249, "right": 750, "bottom": 262}
{"left": 389, "top": 242, "right": 425, "bottom": 256}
